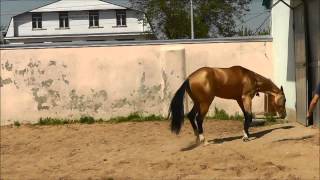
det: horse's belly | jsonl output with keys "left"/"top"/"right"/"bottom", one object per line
{"left": 215, "top": 88, "right": 241, "bottom": 99}
{"left": 216, "top": 94, "right": 239, "bottom": 100}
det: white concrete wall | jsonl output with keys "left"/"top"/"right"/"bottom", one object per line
{"left": 12, "top": 10, "right": 147, "bottom": 37}
{"left": 271, "top": 0, "right": 296, "bottom": 119}
{"left": 5, "top": 18, "right": 14, "bottom": 37}
{"left": 1, "top": 41, "right": 274, "bottom": 125}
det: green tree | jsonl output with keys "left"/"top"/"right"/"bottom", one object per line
{"left": 237, "top": 26, "right": 254, "bottom": 36}
{"left": 0, "top": 25, "right": 8, "bottom": 44}
{"left": 237, "top": 26, "right": 270, "bottom": 36}
{"left": 130, "top": 0, "right": 252, "bottom": 39}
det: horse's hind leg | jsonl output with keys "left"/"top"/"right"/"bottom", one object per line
{"left": 196, "top": 102, "right": 210, "bottom": 145}
{"left": 187, "top": 105, "right": 199, "bottom": 136}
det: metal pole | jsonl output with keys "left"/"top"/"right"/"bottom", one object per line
{"left": 190, "top": 0, "right": 194, "bottom": 39}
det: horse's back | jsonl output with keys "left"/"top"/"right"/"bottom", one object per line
{"left": 188, "top": 66, "right": 255, "bottom": 100}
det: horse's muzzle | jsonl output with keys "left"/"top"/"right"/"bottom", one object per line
{"left": 279, "top": 112, "right": 287, "bottom": 119}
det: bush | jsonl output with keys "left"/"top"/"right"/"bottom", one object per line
{"left": 79, "top": 116, "right": 95, "bottom": 124}
{"left": 14, "top": 121, "right": 21, "bottom": 127}
{"left": 212, "top": 107, "right": 229, "bottom": 120}
{"left": 35, "top": 113, "right": 165, "bottom": 125}
{"left": 265, "top": 113, "right": 276, "bottom": 122}
{"left": 229, "top": 112, "right": 244, "bottom": 121}
{"left": 109, "top": 112, "right": 165, "bottom": 123}
{"left": 38, "top": 117, "right": 70, "bottom": 125}
{"left": 209, "top": 107, "right": 243, "bottom": 121}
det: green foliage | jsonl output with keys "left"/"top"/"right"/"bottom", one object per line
{"left": 237, "top": 26, "right": 271, "bottom": 36}
{"left": 96, "top": 118, "right": 104, "bottom": 123}
{"left": 37, "top": 117, "right": 72, "bottom": 125}
{"left": 212, "top": 107, "right": 229, "bottom": 120}
{"left": 262, "top": 0, "right": 272, "bottom": 9}
{"left": 264, "top": 113, "right": 276, "bottom": 123}
{"left": 130, "top": 0, "right": 252, "bottom": 39}
{"left": 0, "top": 25, "right": 6, "bottom": 31}
{"left": 0, "top": 25, "right": 8, "bottom": 44}
{"left": 14, "top": 121, "right": 21, "bottom": 127}
{"left": 229, "top": 112, "right": 244, "bottom": 121}
{"left": 209, "top": 107, "right": 244, "bottom": 121}
{"left": 79, "top": 116, "right": 95, "bottom": 124}
{"left": 237, "top": 26, "right": 254, "bottom": 36}
{"left": 35, "top": 113, "right": 165, "bottom": 125}
{"left": 108, "top": 112, "right": 165, "bottom": 123}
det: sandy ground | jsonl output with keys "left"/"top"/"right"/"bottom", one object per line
{"left": 1, "top": 120, "right": 319, "bottom": 180}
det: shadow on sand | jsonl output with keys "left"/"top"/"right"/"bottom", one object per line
{"left": 181, "top": 125, "right": 295, "bottom": 151}
{"left": 209, "top": 125, "right": 295, "bottom": 144}
{"left": 181, "top": 143, "right": 200, "bottom": 151}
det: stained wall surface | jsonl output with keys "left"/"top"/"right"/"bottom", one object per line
{"left": 1, "top": 41, "right": 274, "bottom": 125}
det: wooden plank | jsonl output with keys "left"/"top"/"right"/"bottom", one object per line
{"left": 294, "top": 5, "right": 308, "bottom": 126}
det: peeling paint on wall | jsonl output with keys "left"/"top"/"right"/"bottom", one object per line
{"left": 161, "top": 70, "right": 170, "bottom": 100}
{"left": 48, "top": 89, "right": 60, "bottom": 107}
{"left": 111, "top": 71, "right": 164, "bottom": 111}
{"left": 27, "top": 61, "right": 40, "bottom": 68}
{"left": 41, "top": 79, "right": 54, "bottom": 88}
{"left": 69, "top": 89, "right": 86, "bottom": 111}
{"left": 5, "top": 61, "right": 13, "bottom": 71}
{"left": 62, "top": 74, "right": 69, "bottom": 84}
{"left": 49, "top": 61, "right": 56, "bottom": 66}
{"left": 112, "top": 98, "right": 131, "bottom": 108}
{"left": 0, "top": 77, "right": 13, "bottom": 87}
{"left": 32, "top": 88, "right": 50, "bottom": 110}
{"left": 68, "top": 89, "right": 108, "bottom": 113}
{"left": 1, "top": 59, "right": 71, "bottom": 111}
{"left": 1, "top": 42, "right": 274, "bottom": 124}
{"left": 16, "top": 69, "right": 28, "bottom": 76}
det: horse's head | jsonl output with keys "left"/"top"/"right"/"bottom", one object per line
{"left": 273, "top": 86, "right": 287, "bottom": 119}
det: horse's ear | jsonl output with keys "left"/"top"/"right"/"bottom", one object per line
{"left": 280, "top": 86, "right": 283, "bottom": 92}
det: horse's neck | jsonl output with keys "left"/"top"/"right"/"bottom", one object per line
{"left": 255, "top": 74, "right": 280, "bottom": 96}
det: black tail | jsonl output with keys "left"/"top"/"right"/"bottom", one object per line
{"left": 169, "top": 79, "right": 190, "bottom": 134}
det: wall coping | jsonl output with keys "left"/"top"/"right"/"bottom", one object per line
{"left": 0, "top": 36, "right": 272, "bottom": 50}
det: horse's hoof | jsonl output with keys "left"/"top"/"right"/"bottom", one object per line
{"left": 242, "top": 137, "right": 250, "bottom": 142}
{"left": 196, "top": 139, "right": 209, "bottom": 146}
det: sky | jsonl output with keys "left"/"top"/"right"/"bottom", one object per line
{"left": 0, "top": 0, "right": 271, "bottom": 33}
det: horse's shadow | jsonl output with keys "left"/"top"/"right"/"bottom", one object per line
{"left": 181, "top": 125, "right": 295, "bottom": 151}
{"left": 181, "top": 143, "right": 199, "bottom": 151}
{"left": 209, "top": 125, "right": 294, "bottom": 144}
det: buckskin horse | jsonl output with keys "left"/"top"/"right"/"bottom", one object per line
{"left": 168, "top": 66, "right": 286, "bottom": 144}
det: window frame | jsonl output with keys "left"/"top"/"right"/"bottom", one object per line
{"left": 59, "top": 12, "right": 69, "bottom": 29}
{"left": 89, "top": 10, "right": 99, "bottom": 28}
{"left": 32, "top": 13, "right": 43, "bottom": 29}
{"left": 116, "top": 10, "right": 127, "bottom": 27}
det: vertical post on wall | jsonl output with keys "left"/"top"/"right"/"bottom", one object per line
{"left": 303, "top": 0, "right": 313, "bottom": 126}
{"left": 190, "top": 0, "right": 194, "bottom": 39}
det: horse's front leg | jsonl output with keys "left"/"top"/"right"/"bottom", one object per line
{"left": 242, "top": 112, "right": 253, "bottom": 142}
{"left": 238, "top": 96, "right": 253, "bottom": 142}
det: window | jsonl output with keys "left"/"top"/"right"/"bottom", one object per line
{"left": 32, "top": 13, "right": 42, "bottom": 29}
{"left": 59, "top": 12, "right": 69, "bottom": 28}
{"left": 116, "top": 10, "right": 126, "bottom": 26}
{"left": 89, "top": 11, "right": 99, "bottom": 27}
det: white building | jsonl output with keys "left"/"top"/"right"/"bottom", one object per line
{"left": 271, "top": 0, "right": 319, "bottom": 127}
{"left": 4, "top": 0, "right": 153, "bottom": 44}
